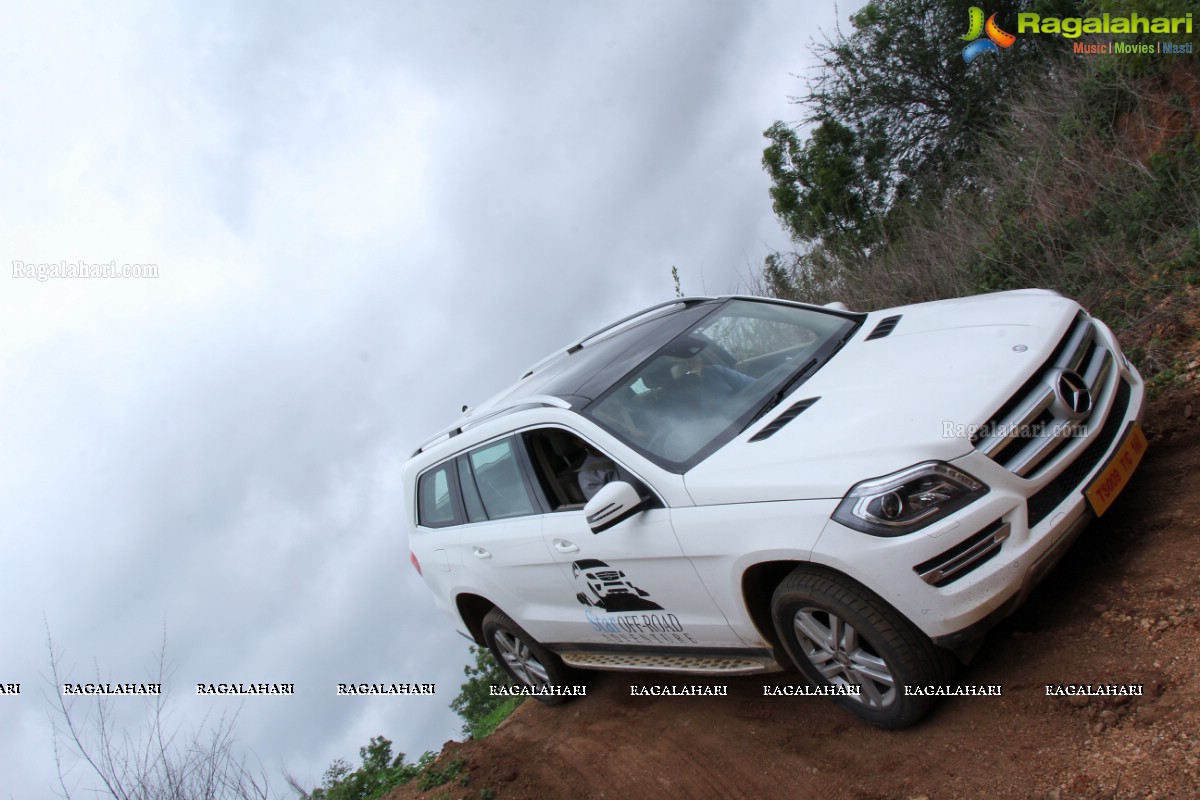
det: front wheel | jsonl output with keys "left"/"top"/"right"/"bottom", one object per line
{"left": 481, "top": 608, "right": 578, "bottom": 705}
{"left": 771, "top": 568, "right": 956, "bottom": 728}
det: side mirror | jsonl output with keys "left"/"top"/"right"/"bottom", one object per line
{"left": 583, "top": 481, "right": 646, "bottom": 534}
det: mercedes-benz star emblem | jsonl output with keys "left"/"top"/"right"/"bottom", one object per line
{"left": 1054, "top": 370, "right": 1093, "bottom": 419}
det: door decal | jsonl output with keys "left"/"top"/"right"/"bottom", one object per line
{"left": 571, "top": 559, "right": 663, "bottom": 612}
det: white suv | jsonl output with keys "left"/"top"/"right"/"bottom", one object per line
{"left": 404, "top": 290, "right": 1146, "bottom": 727}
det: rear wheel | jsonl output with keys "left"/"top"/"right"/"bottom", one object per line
{"left": 481, "top": 608, "right": 577, "bottom": 705}
{"left": 771, "top": 568, "right": 956, "bottom": 728}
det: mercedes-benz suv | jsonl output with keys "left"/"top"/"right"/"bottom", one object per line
{"left": 403, "top": 290, "right": 1147, "bottom": 727}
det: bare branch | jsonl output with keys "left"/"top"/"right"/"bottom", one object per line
{"left": 43, "top": 624, "right": 278, "bottom": 800}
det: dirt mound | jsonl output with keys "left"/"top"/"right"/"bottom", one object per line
{"left": 390, "top": 390, "right": 1200, "bottom": 800}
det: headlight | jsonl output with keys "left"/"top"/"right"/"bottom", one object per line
{"left": 832, "top": 462, "right": 988, "bottom": 536}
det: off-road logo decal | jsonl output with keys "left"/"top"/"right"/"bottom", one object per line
{"left": 584, "top": 608, "right": 698, "bottom": 645}
{"left": 571, "top": 558, "right": 663, "bottom": 612}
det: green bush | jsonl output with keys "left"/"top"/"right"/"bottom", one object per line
{"left": 305, "top": 737, "right": 427, "bottom": 800}
{"left": 450, "top": 645, "right": 518, "bottom": 739}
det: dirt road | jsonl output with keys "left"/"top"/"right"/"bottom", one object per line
{"left": 391, "top": 390, "right": 1200, "bottom": 800}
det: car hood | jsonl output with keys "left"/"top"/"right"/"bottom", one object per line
{"left": 682, "top": 290, "right": 1081, "bottom": 505}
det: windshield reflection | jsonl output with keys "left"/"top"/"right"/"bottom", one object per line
{"left": 587, "top": 300, "right": 856, "bottom": 467}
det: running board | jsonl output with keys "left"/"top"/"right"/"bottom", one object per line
{"left": 556, "top": 650, "right": 783, "bottom": 675}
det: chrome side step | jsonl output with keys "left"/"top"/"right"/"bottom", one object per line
{"left": 556, "top": 650, "right": 782, "bottom": 675}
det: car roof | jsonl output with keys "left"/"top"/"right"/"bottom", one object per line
{"left": 409, "top": 298, "right": 720, "bottom": 458}
{"left": 506, "top": 299, "right": 720, "bottom": 403}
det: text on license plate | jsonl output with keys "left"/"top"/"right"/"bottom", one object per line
{"left": 1085, "top": 422, "right": 1148, "bottom": 516}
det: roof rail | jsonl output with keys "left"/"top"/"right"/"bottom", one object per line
{"left": 411, "top": 395, "right": 573, "bottom": 457}
{"left": 520, "top": 296, "right": 715, "bottom": 379}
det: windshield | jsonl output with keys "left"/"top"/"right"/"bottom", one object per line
{"left": 585, "top": 299, "right": 858, "bottom": 469}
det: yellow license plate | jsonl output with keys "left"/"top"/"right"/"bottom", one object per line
{"left": 1085, "top": 422, "right": 1148, "bottom": 516}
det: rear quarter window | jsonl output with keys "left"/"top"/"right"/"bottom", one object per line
{"left": 417, "top": 464, "right": 458, "bottom": 528}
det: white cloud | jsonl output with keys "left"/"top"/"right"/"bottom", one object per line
{"left": 0, "top": 0, "right": 863, "bottom": 795}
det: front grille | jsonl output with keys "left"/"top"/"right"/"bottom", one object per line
{"left": 914, "top": 519, "right": 1010, "bottom": 587}
{"left": 973, "top": 314, "right": 1115, "bottom": 479}
{"left": 1026, "top": 378, "right": 1132, "bottom": 528}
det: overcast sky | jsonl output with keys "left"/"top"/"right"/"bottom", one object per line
{"left": 0, "top": 1, "right": 865, "bottom": 796}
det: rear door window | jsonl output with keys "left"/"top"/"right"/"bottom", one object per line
{"left": 467, "top": 438, "right": 539, "bottom": 519}
{"left": 456, "top": 456, "right": 489, "bottom": 523}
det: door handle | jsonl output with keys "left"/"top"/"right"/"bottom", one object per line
{"left": 552, "top": 539, "right": 580, "bottom": 554}
{"left": 472, "top": 546, "right": 492, "bottom": 559}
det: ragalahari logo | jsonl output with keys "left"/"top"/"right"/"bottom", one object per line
{"left": 960, "top": 7, "right": 1016, "bottom": 63}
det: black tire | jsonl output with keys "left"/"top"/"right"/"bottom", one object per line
{"left": 771, "top": 567, "right": 956, "bottom": 729}
{"left": 481, "top": 608, "right": 578, "bottom": 705}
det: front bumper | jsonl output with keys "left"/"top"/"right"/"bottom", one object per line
{"left": 810, "top": 347, "right": 1146, "bottom": 651}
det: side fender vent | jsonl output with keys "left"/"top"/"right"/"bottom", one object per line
{"left": 865, "top": 315, "right": 902, "bottom": 340}
{"left": 749, "top": 397, "right": 820, "bottom": 442}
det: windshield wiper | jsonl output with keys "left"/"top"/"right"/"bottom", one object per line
{"left": 743, "top": 357, "right": 818, "bottom": 430}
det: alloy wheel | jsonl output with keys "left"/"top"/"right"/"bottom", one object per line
{"left": 493, "top": 630, "right": 550, "bottom": 686}
{"left": 793, "top": 606, "right": 896, "bottom": 707}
